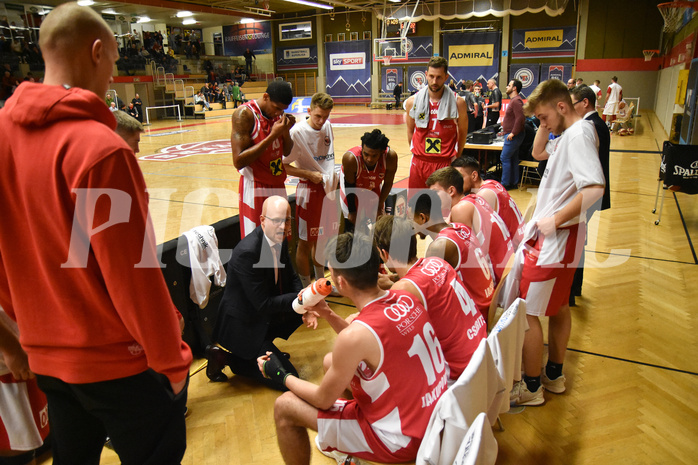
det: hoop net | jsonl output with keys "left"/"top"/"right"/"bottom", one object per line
{"left": 382, "top": 56, "right": 391, "bottom": 66}
{"left": 658, "top": 1, "right": 693, "bottom": 33}
{"left": 643, "top": 50, "right": 659, "bottom": 61}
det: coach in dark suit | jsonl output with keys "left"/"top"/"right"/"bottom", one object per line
{"left": 206, "top": 196, "right": 304, "bottom": 390}
{"left": 569, "top": 85, "right": 611, "bottom": 305}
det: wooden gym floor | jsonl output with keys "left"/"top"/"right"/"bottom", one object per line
{"left": 37, "top": 107, "right": 698, "bottom": 464}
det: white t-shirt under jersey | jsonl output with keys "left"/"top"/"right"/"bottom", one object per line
{"left": 286, "top": 118, "right": 337, "bottom": 193}
{"left": 532, "top": 118, "right": 605, "bottom": 228}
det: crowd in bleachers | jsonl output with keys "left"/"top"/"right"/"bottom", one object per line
{"left": 117, "top": 30, "right": 180, "bottom": 75}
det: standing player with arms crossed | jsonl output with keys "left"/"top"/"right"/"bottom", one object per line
{"left": 231, "top": 80, "right": 295, "bottom": 237}
{"left": 405, "top": 56, "right": 469, "bottom": 195}
{"left": 284, "top": 92, "right": 339, "bottom": 288}
{"left": 260, "top": 234, "right": 448, "bottom": 464}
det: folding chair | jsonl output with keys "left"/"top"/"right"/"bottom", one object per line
{"left": 518, "top": 160, "right": 540, "bottom": 189}
{"left": 452, "top": 412, "right": 498, "bottom": 465}
{"left": 416, "top": 340, "right": 504, "bottom": 465}
{"left": 611, "top": 102, "right": 635, "bottom": 134}
{"left": 652, "top": 141, "right": 698, "bottom": 225}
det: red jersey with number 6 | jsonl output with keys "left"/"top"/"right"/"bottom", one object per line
{"left": 239, "top": 99, "right": 286, "bottom": 186}
{"left": 351, "top": 290, "right": 448, "bottom": 444}
{"left": 402, "top": 257, "right": 487, "bottom": 379}
{"left": 410, "top": 100, "right": 459, "bottom": 160}
{"left": 435, "top": 223, "right": 495, "bottom": 318}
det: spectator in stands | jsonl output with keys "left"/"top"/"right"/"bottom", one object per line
{"left": 243, "top": 48, "right": 255, "bottom": 76}
{"left": 231, "top": 81, "right": 243, "bottom": 108}
{"left": 195, "top": 91, "right": 211, "bottom": 111}
{"left": 126, "top": 102, "right": 139, "bottom": 120}
{"left": 109, "top": 101, "right": 118, "bottom": 112}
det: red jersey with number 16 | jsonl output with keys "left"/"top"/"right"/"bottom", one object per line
{"left": 479, "top": 179, "right": 525, "bottom": 247}
{"left": 435, "top": 223, "right": 495, "bottom": 318}
{"left": 239, "top": 99, "right": 286, "bottom": 186}
{"left": 410, "top": 100, "right": 459, "bottom": 160}
{"left": 402, "top": 257, "right": 487, "bottom": 379}
{"left": 351, "top": 290, "right": 448, "bottom": 444}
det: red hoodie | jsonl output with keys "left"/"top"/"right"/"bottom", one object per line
{"left": 0, "top": 82, "right": 192, "bottom": 385}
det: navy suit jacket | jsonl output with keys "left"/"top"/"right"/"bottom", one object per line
{"left": 216, "top": 226, "right": 302, "bottom": 359}
{"left": 586, "top": 111, "right": 611, "bottom": 211}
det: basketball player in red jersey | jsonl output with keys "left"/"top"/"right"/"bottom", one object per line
{"left": 426, "top": 167, "right": 514, "bottom": 284}
{"left": 340, "top": 129, "right": 398, "bottom": 232}
{"left": 405, "top": 56, "right": 469, "bottom": 197}
{"left": 231, "top": 80, "right": 295, "bottom": 237}
{"left": 260, "top": 234, "right": 447, "bottom": 464}
{"left": 452, "top": 156, "right": 525, "bottom": 247}
{"left": 374, "top": 215, "right": 487, "bottom": 380}
{"left": 411, "top": 191, "right": 495, "bottom": 318}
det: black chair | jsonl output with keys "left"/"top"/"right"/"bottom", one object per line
{"left": 652, "top": 141, "right": 698, "bottom": 225}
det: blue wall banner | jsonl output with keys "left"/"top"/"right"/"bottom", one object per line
{"left": 404, "top": 36, "right": 433, "bottom": 62}
{"left": 510, "top": 63, "right": 540, "bottom": 98}
{"left": 276, "top": 45, "right": 318, "bottom": 70}
{"left": 511, "top": 27, "right": 576, "bottom": 59}
{"left": 223, "top": 22, "right": 272, "bottom": 57}
{"left": 407, "top": 66, "right": 427, "bottom": 93}
{"left": 542, "top": 64, "right": 573, "bottom": 83}
{"left": 381, "top": 67, "right": 404, "bottom": 93}
{"left": 325, "top": 40, "right": 371, "bottom": 98}
{"left": 443, "top": 32, "right": 500, "bottom": 86}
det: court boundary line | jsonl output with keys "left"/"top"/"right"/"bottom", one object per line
{"left": 674, "top": 191, "right": 698, "bottom": 264}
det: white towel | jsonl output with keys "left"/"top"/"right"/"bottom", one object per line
{"left": 183, "top": 226, "right": 227, "bottom": 309}
{"left": 410, "top": 86, "right": 460, "bottom": 128}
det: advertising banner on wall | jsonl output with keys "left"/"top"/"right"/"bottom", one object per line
{"left": 381, "top": 67, "right": 404, "bottom": 93}
{"left": 276, "top": 45, "right": 318, "bottom": 71}
{"left": 542, "top": 63, "right": 573, "bottom": 82}
{"left": 407, "top": 66, "right": 427, "bottom": 93}
{"left": 223, "top": 22, "right": 272, "bottom": 57}
{"left": 325, "top": 40, "right": 371, "bottom": 98}
{"left": 509, "top": 63, "right": 540, "bottom": 98}
{"left": 442, "top": 31, "right": 501, "bottom": 85}
{"left": 403, "top": 36, "right": 433, "bottom": 62}
{"left": 511, "top": 26, "right": 576, "bottom": 59}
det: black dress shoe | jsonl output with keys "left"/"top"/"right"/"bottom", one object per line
{"left": 281, "top": 352, "right": 291, "bottom": 360}
{"left": 205, "top": 345, "right": 229, "bottom": 382}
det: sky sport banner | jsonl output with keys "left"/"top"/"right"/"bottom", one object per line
{"left": 443, "top": 32, "right": 501, "bottom": 86}
{"left": 407, "top": 66, "right": 427, "bottom": 93}
{"left": 223, "top": 22, "right": 272, "bottom": 57}
{"left": 325, "top": 40, "right": 371, "bottom": 98}
{"left": 509, "top": 63, "right": 540, "bottom": 98}
{"left": 382, "top": 67, "right": 404, "bottom": 93}
{"left": 511, "top": 26, "right": 576, "bottom": 59}
{"left": 276, "top": 45, "right": 318, "bottom": 71}
{"left": 542, "top": 64, "right": 573, "bottom": 83}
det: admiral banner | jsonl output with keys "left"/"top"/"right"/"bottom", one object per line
{"left": 443, "top": 32, "right": 500, "bottom": 85}
{"left": 542, "top": 64, "right": 573, "bottom": 83}
{"left": 325, "top": 41, "right": 371, "bottom": 98}
{"left": 382, "top": 67, "right": 404, "bottom": 92}
{"left": 509, "top": 64, "right": 540, "bottom": 98}
{"left": 276, "top": 45, "right": 318, "bottom": 71}
{"left": 512, "top": 27, "right": 576, "bottom": 59}
{"left": 223, "top": 22, "right": 272, "bottom": 57}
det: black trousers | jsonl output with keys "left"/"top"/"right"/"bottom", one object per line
{"left": 36, "top": 371, "right": 188, "bottom": 465}
{"left": 486, "top": 111, "right": 500, "bottom": 127}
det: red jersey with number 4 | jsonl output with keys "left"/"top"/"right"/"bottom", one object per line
{"left": 352, "top": 290, "right": 448, "bottom": 441}
{"left": 239, "top": 99, "right": 286, "bottom": 186}
{"left": 479, "top": 179, "right": 525, "bottom": 247}
{"left": 435, "top": 223, "right": 495, "bottom": 318}
{"left": 402, "top": 257, "right": 487, "bottom": 379}
{"left": 461, "top": 195, "right": 514, "bottom": 284}
{"left": 410, "top": 101, "right": 459, "bottom": 160}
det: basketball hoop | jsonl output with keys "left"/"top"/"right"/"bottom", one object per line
{"left": 383, "top": 56, "right": 391, "bottom": 66}
{"left": 643, "top": 49, "right": 660, "bottom": 61}
{"left": 658, "top": 1, "right": 693, "bottom": 33}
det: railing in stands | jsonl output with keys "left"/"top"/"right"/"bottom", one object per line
{"left": 174, "top": 79, "right": 185, "bottom": 97}
{"left": 184, "top": 86, "right": 195, "bottom": 104}
{"left": 106, "top": 89, "right": 117, "bottom": 106}
{"left": 164, "top": 73, "right": 175, "bottom": 89}
{"left": 155, "top": 66, "right": 165, "bottom": 85}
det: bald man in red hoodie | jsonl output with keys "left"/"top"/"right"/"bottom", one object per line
{"left": 0, "top": 3, "right": 192, "bottom": 463}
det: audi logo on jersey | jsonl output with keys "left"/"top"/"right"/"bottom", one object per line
{"left": 384, "top": 294, "right": 415, "bottom": 321}
{"left": 420, "top": 258, "right": 443, "bottom": 277}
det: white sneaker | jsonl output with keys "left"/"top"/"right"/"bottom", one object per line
{"left": 315, "top": 436, "right": 363, "bottom": 464}
{"left": 510, "top": 379, "right": 545, "bottom": 406}
{"left": 542, "top": 371, "right": 566, "bottom": 394}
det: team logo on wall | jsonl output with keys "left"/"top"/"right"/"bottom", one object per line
{"left": 548, "top": 65, "right": 564, "bottom": 81}
{"left": 410, "top": 71, "right": 426, "bottom": 90}
{"left": 140, "top": 140, "right": 231, "bottom": 161}
{"left": 403, "top": 39, "right": 414, "bottom": 55}
{"left": 514, "top": 67, "right": 534, "bottom": 88}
